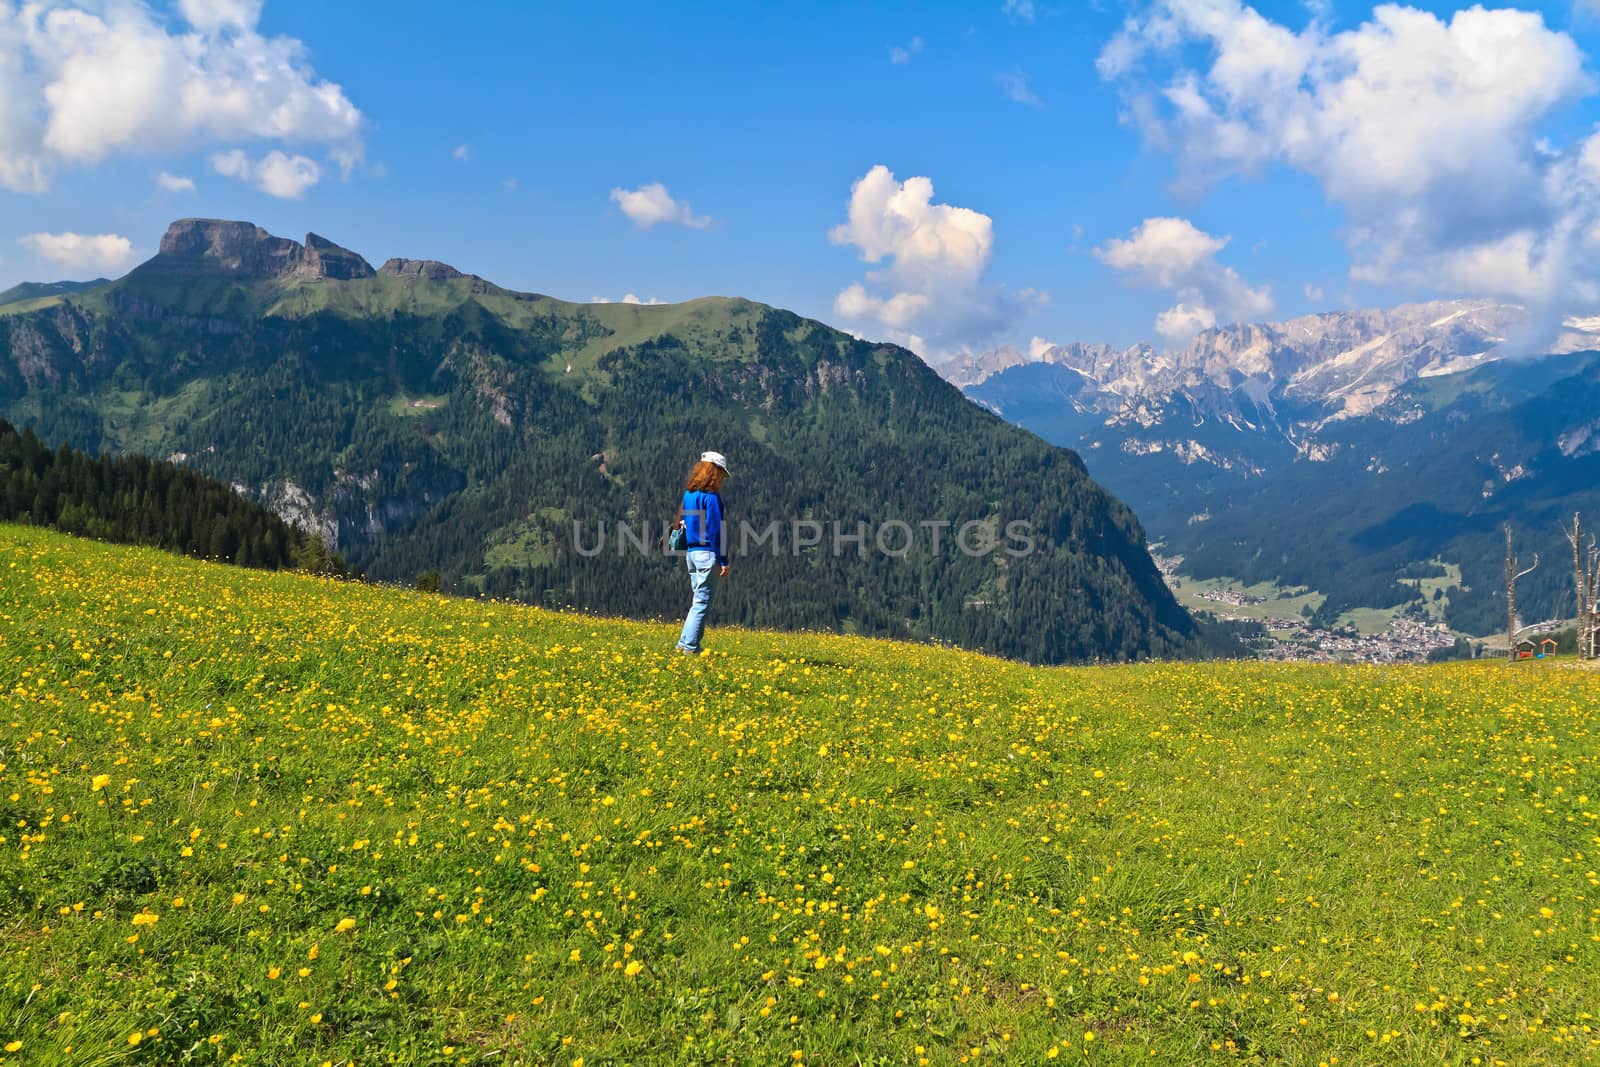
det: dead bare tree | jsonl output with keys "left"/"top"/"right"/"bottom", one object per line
{"left": 1561, "top": 515, "right": 1587, "bottom": 659}
{"left": 1588, "top": 538, "right": 1600, "bottom": 659}
{"left": 1568, "top": 515, "right": 1593, "bottom": 659}
{"left": 1505, "top": 523, "right": 1540, "bottom": 661}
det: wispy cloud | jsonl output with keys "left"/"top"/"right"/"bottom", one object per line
{"left": 997, "top": 69, "right": 1043, "bottom": 108}
{"left": 452, "top": 144, "right": 470, "bottom": 162}
{"left": 155, "top": 172, "right": 196, "bottom": 193}
{"left": 889, "top": 36, "right": 924, "bottom": 64}
{"left": 1002, "top": 0, "right": 1036, "bottom": 23}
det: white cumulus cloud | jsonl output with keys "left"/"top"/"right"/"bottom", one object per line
{"left": 19, "top": 231, "right": 136, "bottom": 274}
{"left": 829, "top": 164, "right": 1044, "bottom": 359}
{"left": 155, "top": 171, "right": 195, "bottom": 192}
{"left": 610, "top": 182, "right": 712, "bottom": 229}
{"left": 211, "top": 148, "right": 321, "bottom": 198}
{"left": 0, "top": 0, "right": 362, "bottom": 193}
{"left": 1099, "top": 0, "right": 1600, "bottom": 339}
{"left": 1153, "top": 302, "right": 1216, "bottom": 340}
{"left": 591, "top": 293, "right": 666, "bottom": 305}
{"left": 1096, "top": 216, "right": 1273, "bottom": 342}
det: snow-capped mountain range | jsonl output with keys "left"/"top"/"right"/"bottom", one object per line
{"left": 944, "top": 299, "right": 1600, "bottom": 427}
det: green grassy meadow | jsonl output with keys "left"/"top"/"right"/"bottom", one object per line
{"left": 1, "top": 525, "right": 1596, "bottom": 1065}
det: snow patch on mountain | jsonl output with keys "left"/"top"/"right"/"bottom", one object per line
{"left": 1559, "top": 419, "right": 1600, "bottom": 458}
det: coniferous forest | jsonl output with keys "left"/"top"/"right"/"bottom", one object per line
{"left": 0, "top": 418, "right": 338, "bottom": 573}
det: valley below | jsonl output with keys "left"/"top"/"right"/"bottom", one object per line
{"left": 1154, "top": 556, "right": 1493, "bottom": 663}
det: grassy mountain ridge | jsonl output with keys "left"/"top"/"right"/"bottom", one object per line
{"left": 0, "top": 277, "right": 109, "bottom": 314}
{"left": 0, "top": 220, "right": 1197, "bottom": 663}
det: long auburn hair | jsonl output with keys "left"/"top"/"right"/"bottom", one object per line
{"left": 685, "top": 460, "right": 726, "bottom": 493}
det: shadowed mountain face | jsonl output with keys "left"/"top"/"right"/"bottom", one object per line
{"left": 0, "top": 219, "right": 1203, "bottom": 664}
{"left": 957, "top": 305, "right": 1600, "bottom": 634}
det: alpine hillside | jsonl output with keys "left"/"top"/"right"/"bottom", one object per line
{"left": 955, "top": 301, "right": 1600, "bottom": 634}
{"left": 0, "top": 218, "right": 1200, "bottom": 664}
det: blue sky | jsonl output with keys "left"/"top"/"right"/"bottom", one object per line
{"left": 5, "top": 0, "right": 1600, "bottom": 354}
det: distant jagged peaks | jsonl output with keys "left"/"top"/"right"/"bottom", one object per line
{"left": 948, "top": 298, "right": 1600, "bottom": 421}
{"left": 153, "top": 219, "right": 375, "bottom": 281}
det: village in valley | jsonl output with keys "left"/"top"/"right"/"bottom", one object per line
{"left": 1159, "top": 517, "right": 1600, "bottom": 665}
{"left": 1248, "top": 612, "right": 1462, "bottom": 664}
{"left": 1153, "top": 554, "right": 1475, "bottom": 663}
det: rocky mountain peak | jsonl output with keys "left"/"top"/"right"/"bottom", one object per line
{"left": 157, "top": 219, "right": 301, "bottom": 276}
{"left": 300, "top": 233, "right": 375, "bottom": 280}
{"left": 379, "top": 258, "right": 465, "bottom": 280}
{"left": 152, "top": 219, "right": 373, "bottom": 280}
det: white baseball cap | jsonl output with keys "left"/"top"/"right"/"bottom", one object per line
{"left": 701, "top": 450, "right": 730, "bottom": 473}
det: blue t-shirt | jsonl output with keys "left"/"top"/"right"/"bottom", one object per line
{"left": 682, "top": 490, "right": 727, "bottom": 566}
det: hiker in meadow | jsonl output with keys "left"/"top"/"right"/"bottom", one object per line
{"left": 675, "top": 450, "right": 730, "bottom": 655}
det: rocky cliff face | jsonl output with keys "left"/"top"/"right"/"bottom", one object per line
{"left": 379, "top": 258, "right": 465, "bottom": 280}
{"left": 300, "top": 233, "right": 375, "bottom": 280}
{"left": 151, "top": 219, "right": 374, "bottom": 281}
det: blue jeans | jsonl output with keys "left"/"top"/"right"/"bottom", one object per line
{"left": 676, "top": 549, "right": 718, "bottom": 653}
